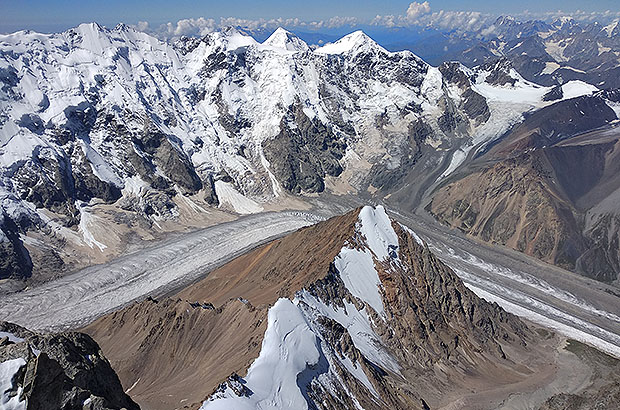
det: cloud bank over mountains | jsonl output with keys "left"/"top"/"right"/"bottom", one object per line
{"left": 134, "top": 1, "right": 620, "bottom": 40}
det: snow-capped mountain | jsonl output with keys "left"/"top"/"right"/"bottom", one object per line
{"left": 85, "top": 206, "right": 538, "bottom": 409}
{"left": 0, "top": 23, "right": 609, "bottom": 282}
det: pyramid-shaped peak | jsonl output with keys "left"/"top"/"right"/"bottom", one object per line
{"left": 75, "top": 22, "right": 106, "bottom": 34}
{"left": 214, "top": 26, "right": 258, "bottom": 51}
{"left": 263, "top": 27, "right": 309, "bottom": 52}
{"left": 315, "top": 30, "right": 386, "bottom": 55}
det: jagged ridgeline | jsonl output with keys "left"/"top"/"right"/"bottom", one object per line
{"left": 4, "top": 22, "right": 603, "bottom": 283}
{"left": 85, "top": 206, "right": 538, "bottom": 410}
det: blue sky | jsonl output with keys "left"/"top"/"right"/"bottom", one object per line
{"left": 1, "top": 0, "right": 619, "bottom": 33}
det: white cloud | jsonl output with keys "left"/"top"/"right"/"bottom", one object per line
{"left": 154, "top": 17, "right": 217, "bottom": 38}
{"left": 132, "top": 2, "right": 620, "bottom": 41}
{"left": 406, "top": 2, "right": 431, "bottom": 21}
{"left": 136, "top": 21, "right": 149, "bottom": 32}
{"left": 371, "top": 14, "right": 398, "bottom": 28}
{"left": 138, "top": 15, "right": 359, "bottom": 41}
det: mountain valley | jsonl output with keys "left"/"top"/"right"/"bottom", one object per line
{"left": 1, "top": 16, "right": 620, "bottom": 410}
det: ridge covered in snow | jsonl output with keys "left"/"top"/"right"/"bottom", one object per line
{"left": 0, "top": 22, "right": 612, "bottom": 280}
{"left": 199, "top": 205, "right": 534, "bottom": 409}
{"left": 315, "top": 30, "right": 387, "bottom": 55}
{"left": 262, "top": 27, "right": 309, "bottom": 52}
{"left": 202, "top": 205, "right": 404, "bottom": 409}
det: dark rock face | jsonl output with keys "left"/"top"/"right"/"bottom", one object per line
{"left": 543, "top": 85, "right": 563, "bottom": 102}
{"left": 377, "top": 223, "right": 529, "bottom": 368}
{"left": 578, "top": 212, "right": 620, "bottom": 282}
{"left": 437, "top": 104, "right": 465, "bottom": 135}
{"left": 438, "top": 62, "right": 471, "bottom": 88}
{"left": 132, "top": 124, "right": 202, "bottom": 195}
{"left": 12, "top": 151, "right": 79, "bottom": 225}
{"left": 0, "top": 321, "right": 139, "bottom": 410}
{"left": 203, "top": 174, "right": 219, "bottom": 206}
{"left": 461, "top": 88, "right": 490, "bottom": 124}
{"left": 263, "top": 103, "right": 346, "bottom": 193}
{"left": 438, "top": 62, "right": 490, "bottom": 125}
{"left": 72, "top": 150, "right": 122, "bottom": 204}
{"left": 481, "top": 58, "right": 517, "bottom": 86}
{"left": 0, "top": 214, "right": 32, "bottom": 279}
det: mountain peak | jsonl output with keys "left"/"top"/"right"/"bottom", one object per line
{"left": 263, "top": 27, "right": 309, "bottom": 52}
{"left": 74, "top": 21, "right": 106, "bottom": 34}
{"left": 315, "top": 30, "right": 386, "bottom": 55}
{"left": 552, "top": 16, "right": 577, "bottom": 30}
{"left": 216, "top": 26, "right": 258, "bottom": 51}
{"left": 86, "top": 204, "right": 535, "bottom": 409}
{"left": 494, "top": 15, "right": 516, "bottom": 26}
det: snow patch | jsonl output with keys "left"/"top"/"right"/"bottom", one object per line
{"left": 335, "top": 248, "right": 385, "bottom": 316}
{"left": 0, "top": 332, "right": 24, "bottom": 344}
{"left": 561, "top": 81, "right": 598, "bottom": 100}
{"left": 298, "top": 290, "right": 400, "bottom": 374}
{"left": 214, "top": 181, "right": 263, "bottom": 215}
{"left": 357, "top": 205, "right": 399, "bottom": 261}
{"left": 0, "top": 358, "right": 26, "bottom": 410}
{"left": 201, "top": 298, "right": 320, "bottom": 410}
{"left": 78, "top": 204, "right": 107, "bottom": 251}
{"left": 80, "top": 142, "right": 123, "bottom": 187}
{"left": 606, "top": 100, "right": 620, "bottom": 119}
{"left": 439, "top": 149, "right": 468, "bottom": 179}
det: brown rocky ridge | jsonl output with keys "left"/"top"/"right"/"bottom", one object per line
{"left": 429, "top": 96, "right": 620, "bottom": 283}
{"left": 83, "top": 205, "right": 617, "bottom": 410}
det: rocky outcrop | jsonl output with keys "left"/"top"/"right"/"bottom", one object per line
{"left": 0, "top": 321, "right": 139, "bottom": 410}
{"left": 438, "top": 61, "right": 490, "bottom": 126}
{"left": 377, "top": 223, "right": 528, "bottom": 367}
{"left": 263, "top": 103, "right": 346, "bottom": 194}
{"left": 0, "top": 213, "right": 32, "bottom": 279}
{"left": 480, "top": 58, "right": 518, "bottom": 86}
